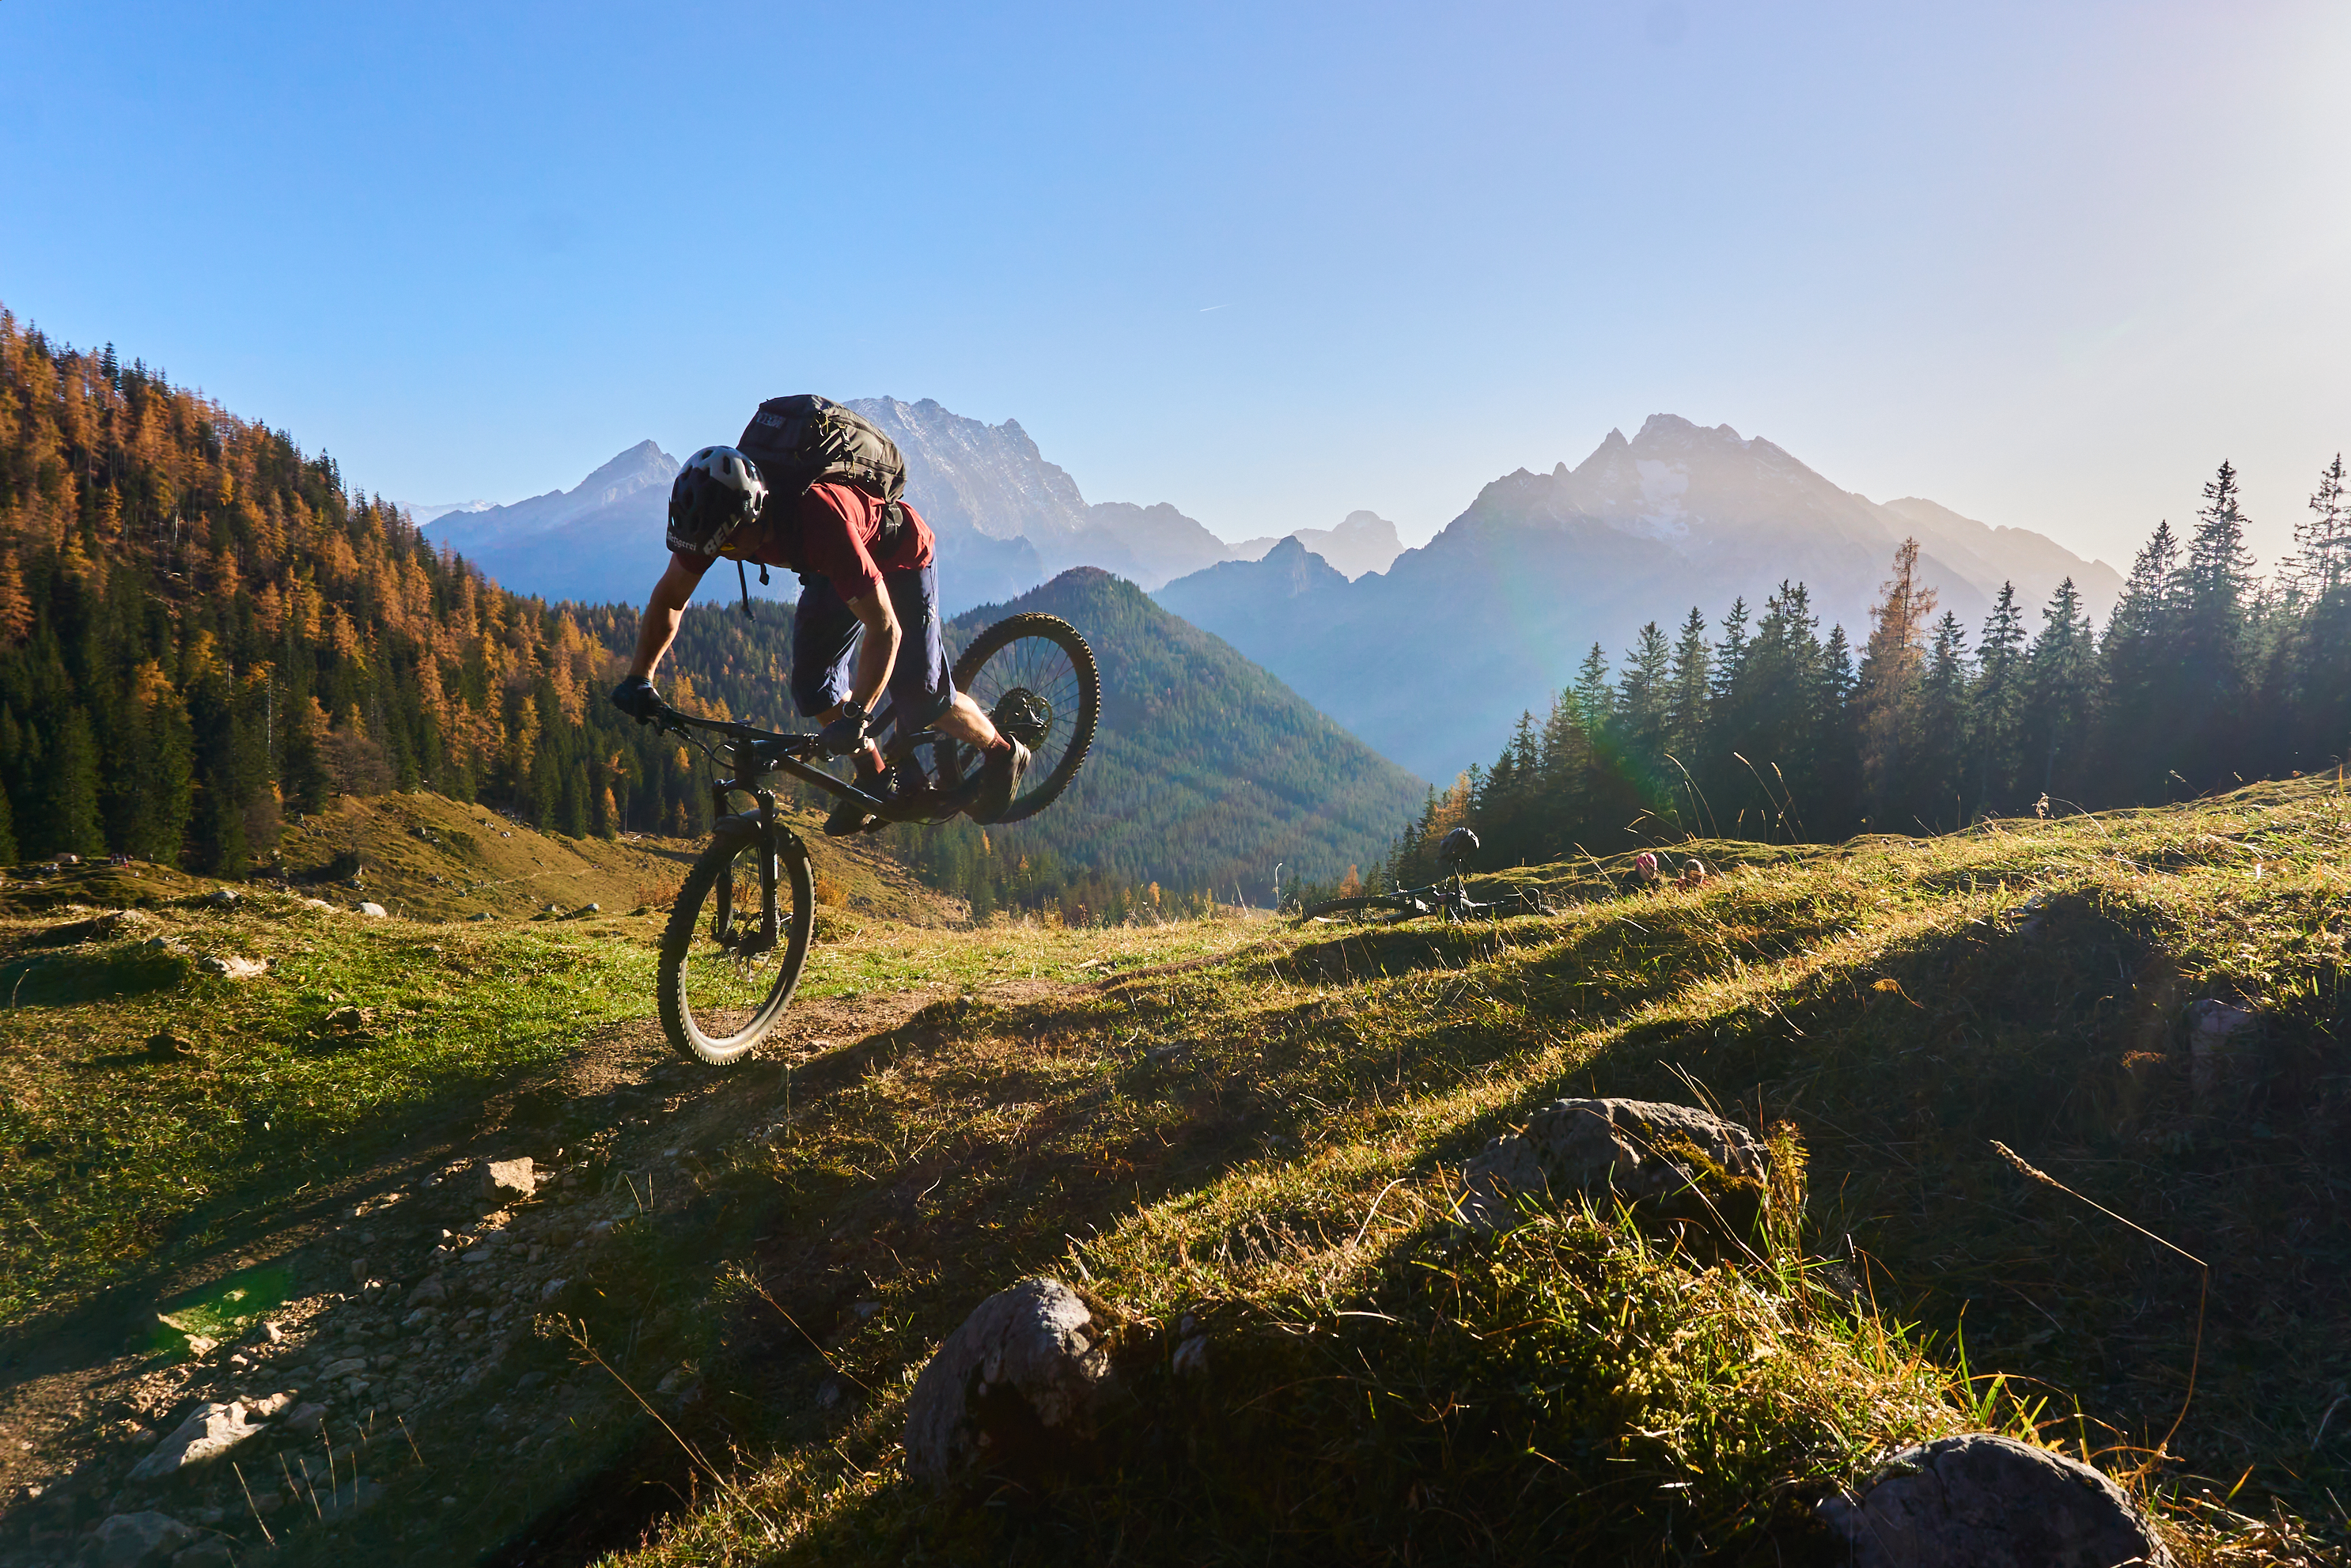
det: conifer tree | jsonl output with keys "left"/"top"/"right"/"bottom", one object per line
{"left": 2020, "top": 578, "right": 2096, "bottom": 803}
{"left": 1914, "top": 611, "right": 1972, "bottom": 829}
{"left": 1663, "top": 608, "right": 1711, "bottom": 766}
{"left": 1971, "top": 581, "right": 2027, "bottom": 812}
{"left": 2177, "top": 460, "right": 2257, "bottom": 785}
{"left": 1856, "top": 539, "right": 1935, "bottom": 827}
{"left": 2097, "top": 520, "right": 2184, "bottom": 802}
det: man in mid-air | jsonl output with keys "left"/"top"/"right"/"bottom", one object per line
{"left": 610, "top": 396, "right": 1027, "bottom": 834}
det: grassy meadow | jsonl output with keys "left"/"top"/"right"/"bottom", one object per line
{"left": 2, "top": 780, "right": 2347, "bottom": 1564}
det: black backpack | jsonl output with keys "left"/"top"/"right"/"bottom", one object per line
{"left": 736, "top": 395, "right": 905, "bottom": 506}
{"left": 721, "top": 396, "right": 910, "bottom": 611}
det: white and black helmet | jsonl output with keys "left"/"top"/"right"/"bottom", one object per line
{"left": 665, "top": 445, "right": 767, "bottom": 556}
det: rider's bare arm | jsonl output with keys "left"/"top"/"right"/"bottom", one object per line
{"left": 841, "top": 589, "right": 900, "bottom": 718}
{"left": 628, "top": 552, "right": 712, "bottom": 681}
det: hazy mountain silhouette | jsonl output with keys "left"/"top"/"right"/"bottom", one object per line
{"left": 1230, "top": 510, "right": 1404, "bottom": 578}
{"left": 1157, "top": 415, "right": 2123, "bottom": 781}
{"left": 418, "top": 440, "right": 682, "bottom": 604}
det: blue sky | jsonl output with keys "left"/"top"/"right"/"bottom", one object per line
{"left": 3, "top": 1, "right": 2346, "bottom": 569}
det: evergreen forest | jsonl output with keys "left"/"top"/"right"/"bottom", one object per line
{"left": 1388, "top": 459, "right": 2351, "bottom": 885}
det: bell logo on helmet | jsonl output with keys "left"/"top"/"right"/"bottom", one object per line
{"left": 666, "top": 445, "right": 768, "bottom": 557}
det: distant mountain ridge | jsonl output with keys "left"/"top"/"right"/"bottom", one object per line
{"left": 418, "top": 440, "right": 682, "bottom": 606}
{"left": 415, "top": 403, "right": 1380, "bottom": 612}
{"left": 1157, "top": 414, "right": 2124, "bottom": 781}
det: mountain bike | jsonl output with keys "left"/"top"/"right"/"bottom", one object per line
{"left": 644, "top": 613, "right": 1098, "bottom": 1065}
{"left": 1298, "top": 865, "right": 1554, "bottom": 926}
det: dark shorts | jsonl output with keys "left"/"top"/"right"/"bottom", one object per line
{"left": 790, "top": 561, "right": 957, "bottom": 733}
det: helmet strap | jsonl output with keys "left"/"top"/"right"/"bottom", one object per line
{"left": 737, "top": 558, "right": 756, "bottom": 623}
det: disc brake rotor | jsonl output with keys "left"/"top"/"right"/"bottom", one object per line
{"left": 991, "top": 686, "right": 1054, "bottom": 749}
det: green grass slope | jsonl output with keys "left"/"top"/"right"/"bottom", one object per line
{"left": 929, "top": 568, "right": 1428, "bottom": 906}
{"left": 4, "top": 782, "right": 2346, "bottom": 1566}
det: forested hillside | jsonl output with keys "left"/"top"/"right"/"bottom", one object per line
{"left": 888, "top": 570, "right": 1426, "bottom": 918}
{"left": 1393, "top": 460, "right": 2351, "bottom": 881}
{"left": 0, "top": 308, "right": 778, "bottom": 869}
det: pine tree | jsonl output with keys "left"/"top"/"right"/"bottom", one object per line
{"left": 41, "top": 706, "right": 107, "bottom": 858}
{"left": 1908, "top": 611, "right": 1972, "bottom": 830}
{"left": 2172, "top": 460, "right": 2258, "bottom": 786}
{"left": 1663, "top": 607, "right": 1711, "bottom": 766}
{"left": 1971, "top": 581, "right": 2027, "bottom": 813}
{"left": 1855, "top": 539, "right": 1936, "bottom": 827}
{"left": 2292, "top": 456, "right": 2351, "bottom": 767}
{"left": 2095, "top": 520, "right": 2185, "bottom": 803}
{"left": 2019, "top": 578, "right": 2097, "bottom": 804}
{"left": 1616, "top": 622, "right": 1671, "bottom": 792}
{"left": 0, "top": 775, "right": 16, "bottom": 864}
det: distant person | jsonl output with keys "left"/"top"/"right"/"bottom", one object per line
{"left": 1676, "top": 858, "right": 1710, "bottom": 889}
{"left": 1626, "top": 850, "right": 1662, "bottom": 895}
{"left": 610, "top": 397, "right": 1027, "bottom": 835}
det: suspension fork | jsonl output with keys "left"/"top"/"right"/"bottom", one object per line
{"left": 707, "top": 766, "right": 782, "bottom": 952}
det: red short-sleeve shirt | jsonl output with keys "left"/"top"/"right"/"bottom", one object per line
{"left": 684, "top": 482, "right": 934, "bottom": 604}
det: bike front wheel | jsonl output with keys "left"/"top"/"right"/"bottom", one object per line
{"left": 657, "top": 831, "right": 816, "bottom": 1065}
{"left": 949, "top": 613, "right": 1100, "bottom": 823}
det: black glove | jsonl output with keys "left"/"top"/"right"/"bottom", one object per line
{"left": 817, "top": 700, "right": 869, "bottom": 758}
{"left": 611, "top": 676, "right": 665, "bottom": 723}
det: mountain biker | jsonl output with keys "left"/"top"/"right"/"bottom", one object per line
{"left": 611, "top": 441, "right": 1029, "bottom": 835}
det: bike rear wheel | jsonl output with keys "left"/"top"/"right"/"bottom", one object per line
{"left": 657, "top": 830, "right": 816, "bottom": 1065}
{"left": 947, "top": 613, "right": 1100, "bottom": 823}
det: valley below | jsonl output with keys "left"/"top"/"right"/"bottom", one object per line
{"left": 2, "top": 782, "right": 2346, "bottom": 1564}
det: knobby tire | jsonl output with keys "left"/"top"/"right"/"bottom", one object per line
{"left": 657, "top": 831, "right": 816, "bottom": 1065}
{"left": 950, "top": 613, "right": 1100, "bottom": 823}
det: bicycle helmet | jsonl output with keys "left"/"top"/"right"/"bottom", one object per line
{"left": 665, "top": 446, "right": 767, "bottom": 555}
{"left": 1437, "top": 826, "right": 1480, "bottom": 867}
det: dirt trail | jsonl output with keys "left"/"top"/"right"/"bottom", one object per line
{"left": 0, "top": 973, "right": 1050, "bottom": 1564}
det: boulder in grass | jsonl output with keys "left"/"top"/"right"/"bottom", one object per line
{"left": 1819, "top": 1433, "right": 2171, "bottom": 1567}
{"left": 1456, "top": 1096, "right": 1770, "bottom": 1242}
{"left": 904, "top": 1277, "right": 1115, "bottom": 1490}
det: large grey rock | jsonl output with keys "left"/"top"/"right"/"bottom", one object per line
{"left": 89, "top": 1509, "right": 194, "bottom": 1566}
{"left": 126, "top": 1401, "right": 266, "bottom": 1482}
{"left": 1456, "top": 1096, "right": 1768, "bottom": 1239}
{"left": 1819, "top": 1434, "right": 2170, "bottom": 1566}
{"left": 904, "top": 1277, "right": 1114, "bottom": 1489}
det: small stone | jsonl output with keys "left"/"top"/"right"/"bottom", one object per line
{"left": 539, "top": 1278, "right": 569, "bottom": 1302}
{"left": 195, "top": 954, "right": 267, "bottom": 980}
{"left": 468, "top": 911, "right": 494, "bottom": 922}
{"left": 1172, "top": 1334, "right": 1209, "bottom": 1377}
{"left": 654, "top": 1365, "right": 695, "bottom": 1397}
{"left": 127, "top": 1402, "right": 264, "bottom": 1482}
{"left": 90, "top": 1510, "right": 194, "bottom": 1567}
{"left": 260, "top": 1321, "right": 284, "bottom": 1343}
{"left": 280, "top": 1402, "right": 329, "bottom": 1437}
{"left": 357, "top": 901, "right": 389, "bottom": 918}
{"left": 1819, "top": 1434, "right": 2171, "bottom": 1566}
{"left": 903, "top": 1277, "right": 1115, "bottom": 1490}
{"left": 171, "top": 1540, "right": 234, "bottom": 1567}
{"left": 203, "top": 888, "right": 240, "bottom": 907}
{"left": 349, "top": 1257, "right": 373, "bottom": 1285}
{"left": 319, "top": 1357, "right": 368, "bottom": 1381}
{"left": 145, "top": 1032, "right": 197, "bottom": 1060}
{"left": 483, "top": 1157, "right": 537, "bottom": 1204}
